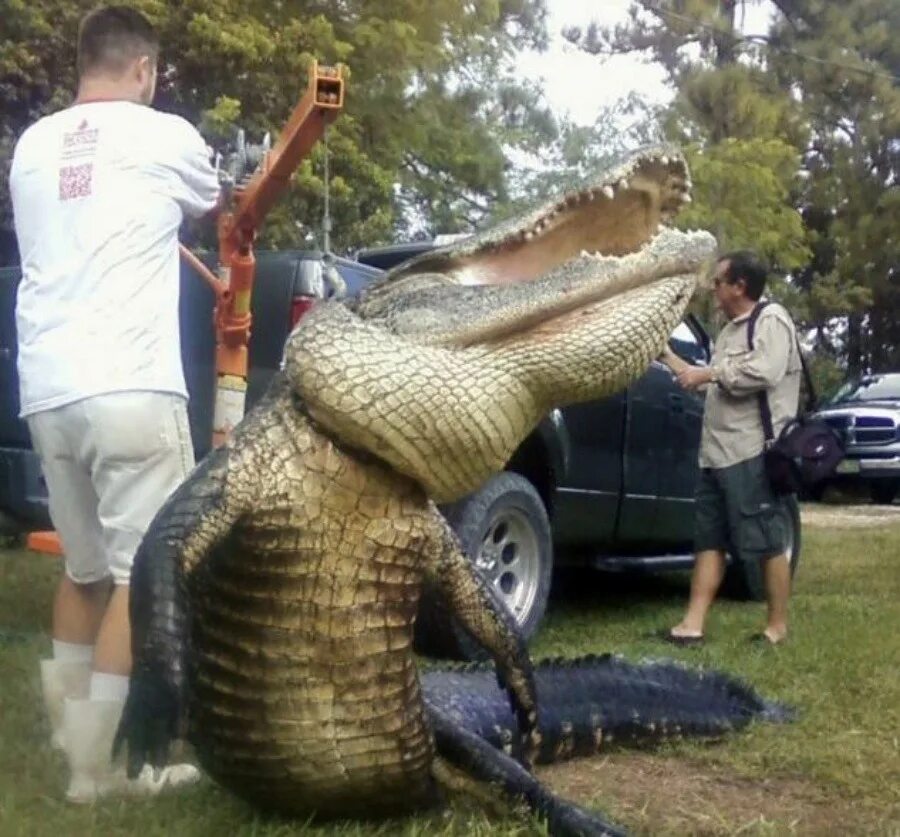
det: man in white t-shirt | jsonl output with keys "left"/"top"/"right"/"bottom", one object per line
{"left": 9, "top": 5, "right": 220, "bottom": 801}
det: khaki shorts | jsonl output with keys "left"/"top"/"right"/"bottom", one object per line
{"left": 27, "top": 392, "right": 194, "bottom": 585}
{"left": 694, "top": 454, "right": 792, "bottom": 561}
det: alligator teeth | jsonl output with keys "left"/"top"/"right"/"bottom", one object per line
{"left": 660, "top": 154, "right": 670, "bottom": 165}
{"left": 617, "top": 178, "right": 629, "bottom": 191}
{"left": 601, "top": 185, "right": 614, "bottom": 200}
{"left": 524, "top": 230, "right": 534, "bottom": 241}
{"left": 680, "top": 193, "right": 692, "bottom": 204}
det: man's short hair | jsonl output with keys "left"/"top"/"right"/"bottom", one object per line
{"left": 77, "top": 5, "right": 159, "bottom": 78}
{"left": 718, "top": 250, "right": 768, "bottom": 301}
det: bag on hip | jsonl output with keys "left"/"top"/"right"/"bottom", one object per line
{"left": 763, "top": 417, "right": 845, "bottom": 495}
{"left": 747, "top": 302, "right": 845, "bottom": 495}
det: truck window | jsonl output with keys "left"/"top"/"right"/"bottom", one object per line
{"left": 828, "top": 374, "right": 900, "bottom": 405}
{"left": 668, "top": 321, "right": 708, "bottom": 365}
{"left": 335, "top": 261, "right": 382, "bottom": 298}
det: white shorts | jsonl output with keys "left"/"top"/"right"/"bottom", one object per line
{"left": 27, "top": 392, "right": 194, "bottom": 585}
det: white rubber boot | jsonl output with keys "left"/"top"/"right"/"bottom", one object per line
{"left": 40, "top": 659, "right": 91, "bottom": 751}
{"left": 62, "top": 698, "right": 201, "bottom": 803}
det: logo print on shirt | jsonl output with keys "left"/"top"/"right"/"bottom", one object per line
{"left": 59, "top": 164, "right": 94, "bottom": 200}
{"left": 59, "top": 119, "right": 99, "bottom": 200}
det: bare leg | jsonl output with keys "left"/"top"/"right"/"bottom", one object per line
{"left": 762, "top": 553, "right": 790, "bottom": 643}
{"left": 53, "top": 575, "right": 112, "bottom": 646}
{"left": 92, "top": 585, "right": 132, "bottom": 675}
{"left": 671, "top": 549, "right": 726, "bottom": 637}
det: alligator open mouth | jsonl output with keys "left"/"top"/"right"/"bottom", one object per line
{"left": 386, "top": 145, "right": 693, "bottom": 288}
{"left": 287, "top": 145, "right": 716, "bottom": 500}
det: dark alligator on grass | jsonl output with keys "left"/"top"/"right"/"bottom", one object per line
{"left": 114, "top": 145, "right": 789, "bottom": 836}
{"left": 423, "top": 655, "right": 792, "bottom": 766}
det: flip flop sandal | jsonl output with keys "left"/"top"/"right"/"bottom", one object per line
{"left": 749, "top": 632, "right": 787, "bottom": 646}
{"left": 652, "top": 628, "right": 704, "bottom": 646}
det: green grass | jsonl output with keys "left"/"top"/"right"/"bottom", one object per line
{"left": 0, "top": 513, "right": 898, "bottom": 836}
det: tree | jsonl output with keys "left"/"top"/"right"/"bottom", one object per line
{"left": 564, "top": 1, "right": 810, "bottom": 281}
{"left": 565, "top": 1, "right": 899, "bottom": 374}
{"left": 0, "top": 0, "right": 553, "bottom": 263}
{"left": 496, "top": 92, "right": 666, "bottom": 221}
{"left": 766, "top": 0, "right": 899, "bottom": 373}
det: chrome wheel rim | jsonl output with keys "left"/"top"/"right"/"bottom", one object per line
{"left": 473, "top": 507, "right": 541, "bottom": 626}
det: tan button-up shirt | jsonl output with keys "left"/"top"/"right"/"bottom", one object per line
{"left": 700, "top": 302, "right": 801, "bottom": 469}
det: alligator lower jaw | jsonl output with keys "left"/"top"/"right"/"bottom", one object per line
{"left": 422, "top": 227, "right": 718, "bottom": 350}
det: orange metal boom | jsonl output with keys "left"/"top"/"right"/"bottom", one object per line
{"left": 211, "top": 60, "right": 344, "bottom": 447}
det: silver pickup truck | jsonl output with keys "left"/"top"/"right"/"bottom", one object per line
{"left": 808, "top": 372, "right": 900, "bottom": 504}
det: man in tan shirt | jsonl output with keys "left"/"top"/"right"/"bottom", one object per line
{"left": 662, "top": 251, "right": 801, "bottom": 645}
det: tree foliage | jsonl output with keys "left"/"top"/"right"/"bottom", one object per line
{"left": 0, "top": 0, "right": 553, "bottom": 261}
{"left": 767, "top": 0, "right": 900, "bottom": 374}
{"left": 495, "top": 92, "right": 666, "bottom": 223}
{"left": 566, "top": 1, "right": 810, "bottom": 273}
{"left": 566, "top": 0, "right": 899, "bottom": 375}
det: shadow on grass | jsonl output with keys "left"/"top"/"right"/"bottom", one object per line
{"left": 547, "top": 565, "right": 691, "bottom": 617}
{"left": 0, "top": 546, "right": 59, "bottom": 639}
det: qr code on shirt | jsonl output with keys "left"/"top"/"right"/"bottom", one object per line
{"left": 59, "top": 163, "right": 93, "bottom": 200}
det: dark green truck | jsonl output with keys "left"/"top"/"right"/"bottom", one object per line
{"left": 0, "top": 244, "right": 800, "bottom": 653}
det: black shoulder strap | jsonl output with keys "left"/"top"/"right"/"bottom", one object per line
{"left": 747, "top": 302, "right": 776, "bottom": 441}
{"left": 747, "top": 301, "right": 817, "bottom": 432}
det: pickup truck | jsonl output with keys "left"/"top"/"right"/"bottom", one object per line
{"left": 0, "top": 245, "right": 801, "bottom": 656}
{"left": 806, "top": 372, "right": 900, "bottom": 505}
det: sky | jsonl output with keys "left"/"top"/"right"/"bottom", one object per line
{"left": 517, "top": 0, "right": 775, "bottom": 125}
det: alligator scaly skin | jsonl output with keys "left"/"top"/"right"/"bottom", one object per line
{"left": 116, "top": 146, "right": 732, "bottom": 836}
{"left": 125, "top": 377, "right": 538, "bottom": 820}
{"left": 424, "top": 655, "right": 794, "bottom": 765}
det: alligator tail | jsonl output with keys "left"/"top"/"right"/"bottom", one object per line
{"left": 429, "top": 707, "right": 626, "bottom": 837}
{"left": 422, "top": 653, "right": 794, "bottom": 764}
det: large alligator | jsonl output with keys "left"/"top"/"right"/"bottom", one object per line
{"left": 113, "top": 146, "right": 780, "bottom": 835}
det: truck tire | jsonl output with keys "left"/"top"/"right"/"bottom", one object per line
{"left": 0, "top": 510, "right": 23, "bottom": 537}
{"left": 415, "top": 471, "right": 553, "bottom": 660}
{"left": 723, "top": 495, "right": 802, "bottom": 601}
{"left": 869, "top": 479, "right": 898, "bottom": 505}
{"left": 800, "top": 481, "right": 828, "bottom": 502}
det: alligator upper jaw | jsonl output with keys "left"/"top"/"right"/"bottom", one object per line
{"left": 387, "top": 145, "right": 693, "bottom": 289}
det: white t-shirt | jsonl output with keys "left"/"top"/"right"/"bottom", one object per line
{"left": 10, "top": 100, "right": 220, "bottom": 417}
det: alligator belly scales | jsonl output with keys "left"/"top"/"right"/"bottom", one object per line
{"left": 116, "top": 146, "right": 789, "bottom": 836}
{"left": 188, "top": 400, "right": 439, "bottom": 818}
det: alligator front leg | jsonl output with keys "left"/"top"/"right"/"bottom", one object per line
{"left": 429, "top": 707, "right": 626, "bottom": 837}
{"left": 422, "top": 511, "right": 540, "bottom": 759}
{"left": 113, "top": 445, "right": 245, "bottom": 777}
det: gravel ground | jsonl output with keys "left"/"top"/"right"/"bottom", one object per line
{"left": 800, "top": 501, "right": 900, "bottom": 528}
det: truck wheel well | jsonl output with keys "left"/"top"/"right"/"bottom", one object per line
{"left": 506, "top": 435, "right": 555, "bottom": 519}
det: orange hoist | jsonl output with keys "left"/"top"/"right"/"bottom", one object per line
{"left": 27, "top": 61, "right": 345, "bottom": 556}
{"left": 186, "top": 60, "right": 344, "bottom": 446}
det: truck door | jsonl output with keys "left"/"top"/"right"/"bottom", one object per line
{"left": 655, "top": 321, "right": 708, "bottom": 544}
{"left": 615, "top": 363, "right": 671, "bottom": 546}
{"left": 552, "top": 395, "right": 626, "bottom": 548}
